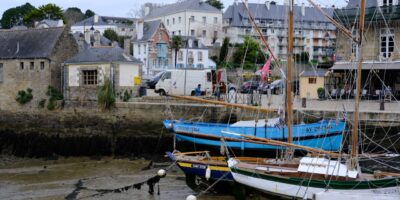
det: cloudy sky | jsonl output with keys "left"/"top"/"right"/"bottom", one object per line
{"left": 1, "top": 0, "right": 347, "bottom": 18}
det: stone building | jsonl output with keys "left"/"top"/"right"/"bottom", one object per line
{"left": 0, "top": 27, "right": 78, "bottom": 110}
{"left": 64, "top": 32, "right": 142, "bottom": 102}
{"left": 132, "top": 20, "right": 172, "bottom": 76}
{"left": 331, "top": 0, "right": 400, "bottom": 98}
{"left": 223, "top": 1, "right": 336, "bottom": 62}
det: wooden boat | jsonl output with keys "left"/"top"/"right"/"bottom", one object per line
{"left": 164, "top": 118, "right": 345, "bottom": 151}
{"left": 228, "top": 0, "right": 400, "bottom": 199}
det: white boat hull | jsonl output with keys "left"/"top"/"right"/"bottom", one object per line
{"left": 231, "top": 171, "right": 400, "bottom": 199}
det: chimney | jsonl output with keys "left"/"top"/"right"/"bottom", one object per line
{"left": 301, "top": 3, "right": 305, "bottom": 16}
{"left": 84, "top": 30, "right": 91, "bottom": 44}
{"left": 136, "top": 20, "right": 144, "bottom": 40}
{"left": 94, "top": 30, "right": 101, "bottom": 46}
{"left": 144, "top": 6, "right": 150, "bottom": 16}
{"left": 265, "top": 1, "right": 270, "bottom": 10}
{"left": 124, "top": 38, "right": 131, "bottom": 55}
{"left": 57, "top": 19, "right": 64, "bottom": 27}
{"left": 94, "top": 14, "right": 99, "bottom": 23}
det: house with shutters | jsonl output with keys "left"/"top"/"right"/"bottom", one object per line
{"left": 143, "top": 0, "right": 223, "bottom": 47}
{"left": 172, "top": 36, "right": 216, "bottom": 69}
{"left": 132, "top": 20, "right": 172, "bottom": 76}
{"left": 0, "top": 27, "right": 78, "bottom": 110}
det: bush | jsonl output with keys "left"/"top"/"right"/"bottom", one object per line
{"left": 46, "top": 86, "right": 63, "bottom": 110}
{"left": 122, "top": 90, "right": 131, "bottom": 102}
{"left": 317, "top": 87, "right": 325, "bottom": 99}
{"left": 38, "top": 99, "right": 46, "bottom": 108}
{"left": 16, "top": 88, "right": 33, "bottom": 105}
{"left": 97, "top": 78, "right": 115, "bottom": 110}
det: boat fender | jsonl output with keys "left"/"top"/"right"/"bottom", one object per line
{"left": 205, "top": 166, "right": 211, "bottom": 180}
{"left": 186, "top": 195, "right": 197, "bottom": 200}
{"left": 157, "top": 169, "right": 166, "bottom": 177}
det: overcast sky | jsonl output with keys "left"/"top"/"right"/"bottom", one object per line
{"left": 1, "top": 0, "right": 347, "bottom": 18}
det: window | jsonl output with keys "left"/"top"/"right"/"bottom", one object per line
{"left": 382, "top": 0, "right": 393, "bottom": 6}
{"left": 308, "top": 77, "right": 317, "bottom": 84}
{"left": 144, "top": 58, "right": 147, "bottom": 65}
{"left": 207, "top": 72, "right": 212, "bottom": 82}
{"left": 190, "top": 16, "right": 194, "bottom": 22}
{"left": 30, "top": 62, "right": 34, "bottom": 70}
{"left": 121, "top": 28, "right": 125, "bottom": 31}
{"left": 0, "top": 63, "right": 3, "bottom": 83}
{"left": 197, "top": 64, "right": 204, "bottom": 69}
{"left": 178, "top": 30, "right": 181, "bottom": 35}
{"left": 178, "top": 51, "right": 183, "bottom": 61}
{"left": 167, "top": 19, "right": 169, "bottom": 25}
{"left": 144, "top": 44, "right": 146, "bottom": 54}
{"left": 214, "top": 17, "right": 218, "bottom": 23}
{"left": 162, "top": 72, "right": 171, "bottom": 80}
{"left": 380, "top": 28, "right": 394, "bottom": 58}
{"left": 202, "top": 30, "right": 206, "bottom": 37}
{"left": 40, "top": 62, "right": 45, "bottom": 70}
{"left": 178, "top": 17, "right": 181, "bottom": 23}
{"left": 191, "top": 29, "right": 195, "bottom": 36}
{"left": 202, "top": 16, "right": 206, "bottom": 24}
{"left": 173, "top": 18, "right": 175, "bottom": 24}
{"left": 198, "top": 51, "right": 203, "bottom": 61}
{"left": 82, "top": 70, "right": 98, "bottom": 85}
{"left": 20, "top": 62, "right": 24, "bottom": 70}
{"left": 172, "top": 31, "right": 175, "bottom": 35}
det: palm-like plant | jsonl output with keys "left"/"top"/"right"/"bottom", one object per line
{"left": 171, "top": 35, "right": 183, "bottom": 68}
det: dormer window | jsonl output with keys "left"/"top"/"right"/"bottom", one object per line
{"left": 381, "top": 0, "right": 395, "bottom": 6}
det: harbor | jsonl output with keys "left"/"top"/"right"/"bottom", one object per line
{"left": 1, "top": 0, "right": 400, "bottom": 199}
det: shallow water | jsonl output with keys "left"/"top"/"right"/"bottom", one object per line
{"left": 0, "top": 156, "right": 236, "bottom": 200}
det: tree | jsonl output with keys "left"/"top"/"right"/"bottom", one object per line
{"left": 64, "top": 7, "right": 84, "bottom": 25}
{"left": 232, "top": 36, "right": 265, "bottom": 69}
{"left": 84, "top": 9, "right": 95, "bottom": 18}
{"left": 219, "top": 37, "right": 230, "bottom": 65}
{"left": 0, "top": 3, "right": 36, "bottom": 28}
{"left": 103, "top": 29, "right": 119, "bottom": 42}
{"left": 171, "top": 36, "right": 183, "bottom": 68}
{"left": 23, "top": 3, "right": 64, "bottom": 27}
{"left": 206, "top": 0, "right": 224, "bottom": 10}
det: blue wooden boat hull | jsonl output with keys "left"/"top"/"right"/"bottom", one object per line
{"left": 164, "top": 119, "right": 345, "bottom": 151}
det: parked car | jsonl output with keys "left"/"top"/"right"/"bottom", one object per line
{"left": 240, "top": 81, "right": 260, "bottom": 93}
{"left": 146, "top": 71, "right": 165, "bottom": 89}
{"left": 257, "top": 82, "right": 269, "bottom": 94}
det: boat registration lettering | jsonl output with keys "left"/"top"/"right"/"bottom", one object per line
{"left": 305, "top": 125, "right": 333, "bottom": 133}
{"left": 176, "top": 126, "right": 199, "bottom": 132}
{"left": 192, "top": 164, "right": 207, "bottom": 169}
{"left": 372, "top": 188, "right": 400, "bottom": 194}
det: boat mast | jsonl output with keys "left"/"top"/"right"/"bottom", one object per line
{"left": 285, "top": 0, "right": 294, "bottom": 156}
{"left": 350, "top": 0, "right": 365, "bottom": 169}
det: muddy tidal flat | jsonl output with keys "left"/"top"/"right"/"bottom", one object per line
{"left": 0, "top": 156, "right": 235, "bottom": 200}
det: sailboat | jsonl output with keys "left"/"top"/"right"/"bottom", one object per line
{"left": 228, "top": 0, "right": 400, "bottom": 199}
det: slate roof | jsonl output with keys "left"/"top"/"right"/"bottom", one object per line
{"left": 65, "top": 46, "right": 141, "bottom": 64}
{"left": 300, "top": 70, "right": 327, "bottom": 77}
{"left": 38, "top": 19, "right": 60, "bottom": 27}
{"left": 133, "top": 20, "right": 162, "bottom": 42}
{"left": 0, "top": 27, "right": 64, "bottom": 59}
{"left": 145, "top": 0, "right": 221, "bottom": 19}
{"left": 73, "top": 15, "right": 135, "bottom": 26}
{"left": 224, "top": 2, "right": 334, "bottom": 26}
{"left": 346, "top": 0, "right": 378, "bottom": 8}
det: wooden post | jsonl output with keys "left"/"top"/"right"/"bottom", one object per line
{"left": 286, "top": 0, "right": 294, "bottom": 156}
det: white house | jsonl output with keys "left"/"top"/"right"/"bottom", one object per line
{"left": 173, "top": 36, "right": 216, "bottom": 69}
{"left": 143, "top": 0, "right": 223, "bottom": 47}
{"left": 132, "top": 20, "right": 172, "bottom": 76}
{"left": 71, "top": 15, "right": 136, "bottom": 37}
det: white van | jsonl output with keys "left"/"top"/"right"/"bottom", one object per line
{"left": 155, "top": 69, "right": 213, "bottom": 96}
